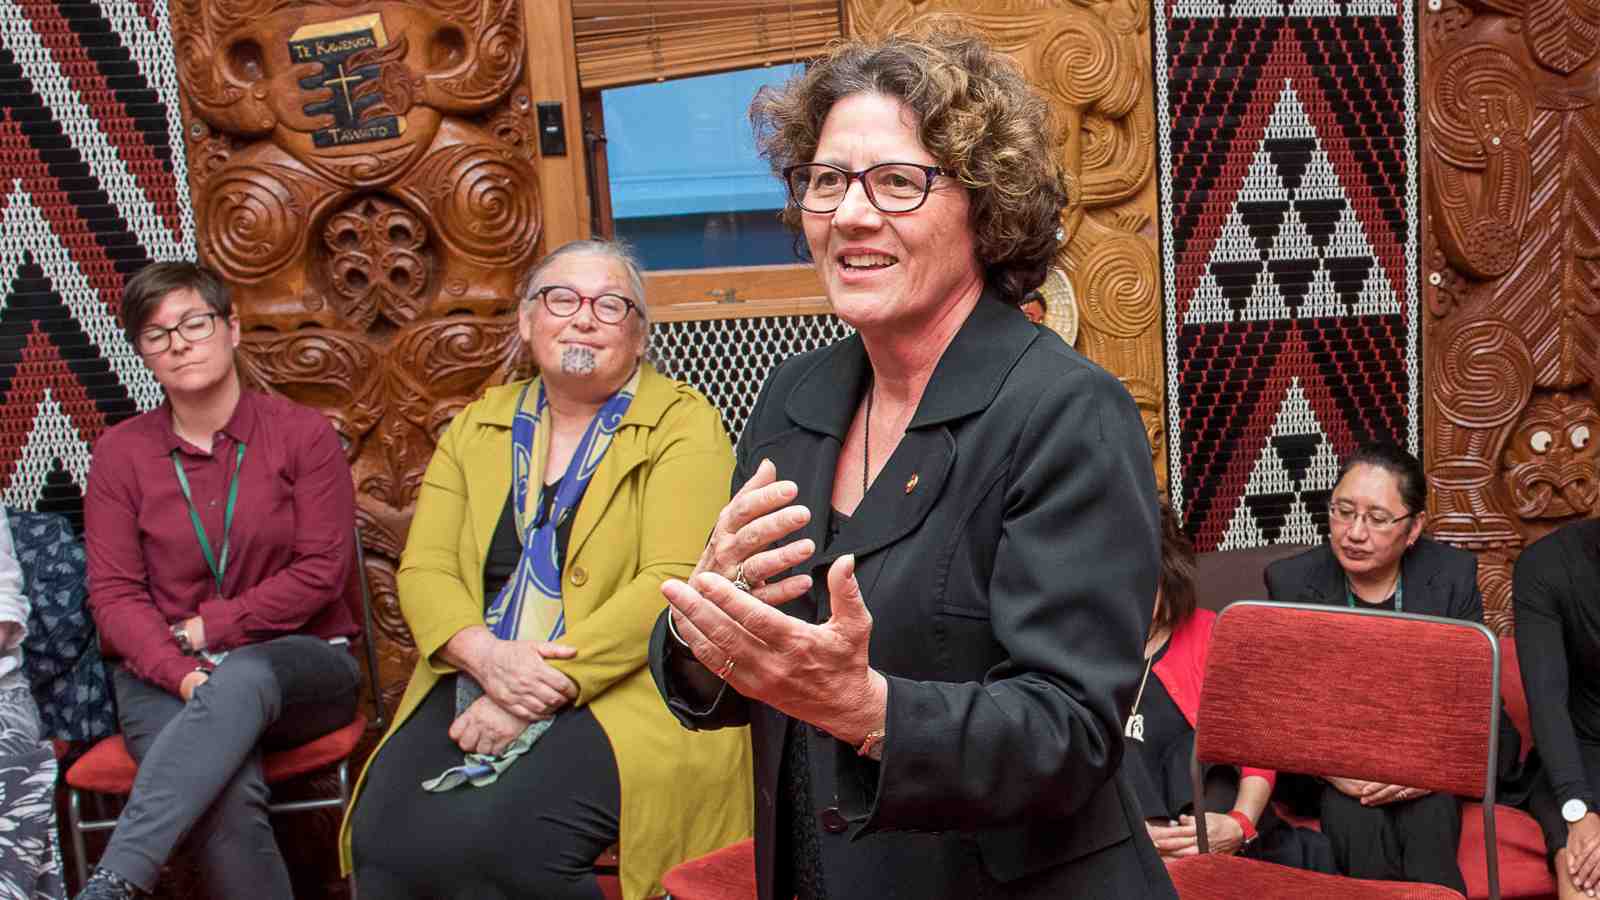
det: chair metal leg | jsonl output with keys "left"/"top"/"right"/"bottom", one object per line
{"left": 66, "top": 787, "right": 89, "bottom": 890}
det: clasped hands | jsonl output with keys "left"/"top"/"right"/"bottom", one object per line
{"left": 1326, "top": 775, "right": 1431, "bottom": 806}
{"left": 445, "top": 627, "right": 579, "bottom": 756}
{"left": 663, "top": 460, "right": 888, "bottom": 745}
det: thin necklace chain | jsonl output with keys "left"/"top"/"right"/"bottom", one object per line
{"left": 863, "top": 383, "right": 872, "bottom": 500}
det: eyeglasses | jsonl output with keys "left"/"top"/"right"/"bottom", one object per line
{"left": 1328, "top": 503, "right": 1417, "bottom": 532}
{"left": 533, "top": 286, "right": 639, "bottom": 325}
{"left": 138, "top": 312, "right": 221, "bottom": 355}
{"left": 783, "top": 162, "right": 957, "bottom": 214}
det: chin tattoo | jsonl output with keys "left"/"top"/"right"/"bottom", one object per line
{"left": 561, "top": 347, "right": 597, "bottom": 375}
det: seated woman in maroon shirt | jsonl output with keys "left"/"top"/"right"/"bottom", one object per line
{"left": 77, "top": 263, "right": 361, "bottom": 900}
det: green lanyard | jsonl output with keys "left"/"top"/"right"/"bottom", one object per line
{"left": 171, "top": 442, "right": 246, "bottom": 593}
{"left": 1345, "top": 571, "right": 1403, "bottom": 611}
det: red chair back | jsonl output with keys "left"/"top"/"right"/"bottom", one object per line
{"left": 1196, "top": 601, "right": 1500, "bottom": 800}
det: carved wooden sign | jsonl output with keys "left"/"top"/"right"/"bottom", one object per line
{"left": 172, "top": 0, "right": 542, "bottom": 722}
{"left": 849, "top": 0, "right": 1167, "bottom": 485}
{"left": 1422, "top": 0, "right": 1600, "bottom": 633}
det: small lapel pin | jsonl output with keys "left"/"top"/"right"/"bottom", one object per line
{"left": 905, "top": 473, "right": 919, "bottom": 494}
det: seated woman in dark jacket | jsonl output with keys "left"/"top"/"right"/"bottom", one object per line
{"left": 1138, "top": 501, "right": 1332, "bottom": 873}
{"left": 1264, "top": 440, "right": 1501, "bottom": 892}
{"left": 1516, "top": 519, "right": 1600, "bottom": 900}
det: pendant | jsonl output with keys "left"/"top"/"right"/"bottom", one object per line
{"left": 1125, "top": 714, "right": 1145, "bottom": 742}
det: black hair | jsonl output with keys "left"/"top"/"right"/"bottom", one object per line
{"left": 1337, "top": 440, "right": 1426, "bottom": 515}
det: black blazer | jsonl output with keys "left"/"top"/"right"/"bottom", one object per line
{"left": 650, "top": 296, "right": 1175, "bottom": 899}
{"left": 1263, "top": 537, "right": 1483, "bottom": 621}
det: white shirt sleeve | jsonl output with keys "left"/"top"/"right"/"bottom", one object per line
{"left": 0, "top": 516, "right": 28, "bottom": 650}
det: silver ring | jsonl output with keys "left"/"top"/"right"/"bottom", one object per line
{"left": 732, "top": 562, "right": 751, "bottom": 593}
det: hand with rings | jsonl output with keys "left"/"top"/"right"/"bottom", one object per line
{"left": 670, "top": 458, "right": 818, "bottom": 643}
{"left": 663, "top": 551, "right": 889, "bottom": 747}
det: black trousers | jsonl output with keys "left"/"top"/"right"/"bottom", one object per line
{"left": 105, "top": 636, "right": 360, "bottom": 896}
{"left": 1319, "top": 785, "right": 1464, "bottom": 892}
{"left": 351, "top": 674, "right": 621, "bottom": 900}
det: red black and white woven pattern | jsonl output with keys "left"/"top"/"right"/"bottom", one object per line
{"left": 1156, "top": 1, "right": 1419, "bottom": 551}
{"left": 0, "top": 0, "right": 189, "bottom": 529}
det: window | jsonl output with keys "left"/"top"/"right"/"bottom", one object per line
{"left": 598, "top": 65, "right": 802, "bottom": 271}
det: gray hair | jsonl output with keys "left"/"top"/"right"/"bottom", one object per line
{"left": 522, "top": 238, "right": 650, "bottom": 325}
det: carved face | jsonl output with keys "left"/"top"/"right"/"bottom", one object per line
{"left": 138, "top": 288, "right": 243, "bottom": 400}
{"left": 518, "top": 254, "right": 647, "bottom": 405}
{"left": 1500, "top": 390, "right": 1600, "bottom": 520}
{"left": 802, "top": 93, "right": 982, "bottom": 335}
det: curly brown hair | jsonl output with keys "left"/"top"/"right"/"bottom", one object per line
{"left": 750, "top": 22, "right": 1070, "bottom": 305}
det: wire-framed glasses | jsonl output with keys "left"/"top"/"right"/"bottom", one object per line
{"left": 138, "top": 312, "right": 221, "bottom": 355}
{"left": 783, "top": 162, "right": 956, "bottom": 214}
{"left": 1328, "top": 502, "right": 1416, "bottom": 532}
{"left": 534, "top": 286, "right": 638, "bottom": 325}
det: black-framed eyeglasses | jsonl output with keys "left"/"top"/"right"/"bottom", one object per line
{"left": 138, "top": 312, "right": 221, "bottom": 355}
{"left": 1328, "top": 503, "right": 1417, "bottom": 532}
{"left": 783, "top": 162, "right": 957, "bottom": 214}
{"left": 533, "top": 285, "right": 639, "bottom": 325}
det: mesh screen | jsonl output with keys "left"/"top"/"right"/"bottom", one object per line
{"left": 647, "top": 313, "right": 854, "bottom": 443}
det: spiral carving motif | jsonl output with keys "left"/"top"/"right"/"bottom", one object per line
{"left": 1434, "top": 320, "right": 1535, "bottom": 430}
{"left": 420, "top": 144, "right": 539, "bottom": 264}
{"left": 1076, "top": 235, "right": 1159, "bottom": 339}
{"left": 1039, "top": 13, "right": 1121, "bottom": 111}
{"left": 1428, "top": 45, "right": 1530, "bottom": 169}
{"left": 202, "top": 165, "right": 305, "bottom": 281}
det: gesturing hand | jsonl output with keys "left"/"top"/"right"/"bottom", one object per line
{"left": 478, "top": 639, "right": 579, "bottom": 721}
{"left": 663, "top": 554, "right": 888, "bottom": 744}
{"left": 449, "top": 695, "right": 532, "bottom": 756}
{"left": 691, "top": 459, "right": 816, "bottom": 595}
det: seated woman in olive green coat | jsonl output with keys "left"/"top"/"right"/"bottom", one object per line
{"left": 342, "top": 239, "right": 753, "bottom": 900}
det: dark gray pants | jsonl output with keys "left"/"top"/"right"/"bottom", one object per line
{"left": 104, "top": 635, "right": 360, "bottom": 897}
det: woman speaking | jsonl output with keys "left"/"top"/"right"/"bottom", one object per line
{"left": 650, "top": 25, "right": 1173, "bottom": 900}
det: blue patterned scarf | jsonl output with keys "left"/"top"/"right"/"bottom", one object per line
{"left": 423, "top": 368, "right": 639, "bottom": 791}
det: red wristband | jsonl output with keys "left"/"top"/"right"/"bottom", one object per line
{"left": 1226, "top": 810, "right": 1258, "bottom": 845}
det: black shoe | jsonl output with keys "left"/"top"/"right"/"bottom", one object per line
{"left": 73, "top": 867, "right": 147, "bottom": 900}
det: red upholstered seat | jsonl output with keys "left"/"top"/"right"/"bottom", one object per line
{"left": 660, "top": 838, "right": 755, "bottom": 900}
{"left": 1186, "top": 603, "right": 1505, "bottom": 899}
{"left": 1499, "top": 638, "right": 1533, "bottom": 763}
{"left": 66, "top": 713, "right": 368, "bottom": 795}
{"left": 1169, "top": 854, "right": 1464, "bottom": 899}
{"left": 1461, "top": 804, "right": 1555, "bottom": 900}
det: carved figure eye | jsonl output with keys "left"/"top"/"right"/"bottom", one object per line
{"left": 1531, "top": 430, "right": 1554, "bottom": 454}
{"left": 1572, "top": 424, "right": 1591, "bottom": 450}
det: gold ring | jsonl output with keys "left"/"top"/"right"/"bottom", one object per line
{"left": 714, "top": 657, "right": 737, "bottom": 680}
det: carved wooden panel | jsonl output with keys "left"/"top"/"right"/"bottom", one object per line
{"left": 172, "top": 1, "right": 541, "bottom": 888}
{"left": 1422, "top": 0, "right": 1600, "bottom": 634}
{"left": 848, "top": 0, "right": 1166, "bottom": 486}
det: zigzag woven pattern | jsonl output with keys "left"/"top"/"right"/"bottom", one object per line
{"left": 0, "top": 0, "right": 191, "bottom": 530}
{"left": 1155, "top": 0, "right": 1420, "bottom": 552}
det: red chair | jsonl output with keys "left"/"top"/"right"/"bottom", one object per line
{"left": 62, "top": 527, "right": 385, "bottom": 892}
{"left": 660, "top": 837, "right": 755, "bottom": 900}
{"left": 1169, "top": 601, "right": 1505, "bottom": 900}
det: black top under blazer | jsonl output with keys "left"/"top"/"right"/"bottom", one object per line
{"left": 649, "top": 295, "right": 1176, "bottom": 900}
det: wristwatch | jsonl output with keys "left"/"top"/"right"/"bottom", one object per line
{"left": 171, "top": 622, "right": 195, "bottom": 656}
{"left": 1563, "top": 798, "right": 1591, "bottom": 824}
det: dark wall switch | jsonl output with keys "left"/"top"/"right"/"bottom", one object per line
{"left": 536, "top": 101, "right": 567, "bottom": 156}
